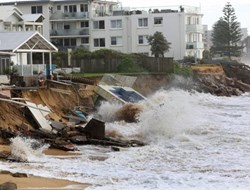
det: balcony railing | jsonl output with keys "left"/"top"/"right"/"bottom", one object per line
{"left": 58, "top": 45, "right": 90, "bottom": 51}
{"left": 186, "top": 24, "right": 203, "bottom": 33}
{"left": 50, "top": 12, "right": 89, "bottom": 20}
{"left": 186, "top": 42, "right": 204, "bottom": 49}
{"left": 50, "top": 28, "right": 89, "bottom": 37}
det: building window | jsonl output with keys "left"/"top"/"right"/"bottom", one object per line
{"left": 64, "top": 38, "right": 76, "bottom": 46}
{"left": 81, "top": 21, "right": 89, "bottom": 28}
{"left": 31, "top": 6, "right": 43, "bottom": 14}
{"left": 64, "top": 39, "right": 70, "bottom": 46}
{"left": 93, "top": 20, "right": 105, "bottom": 29}
{"left": 94, "top": 38, "right": 105, "bottom": 47}
{"left": 187, "top": 17, "right": 191, "bottom": 25}
{"left": 64, "top": 25, "right": 70, "bottom": 30}
{"left": 154, "top": 17, "right": 163, "bottom": 25}
{"left": 111, "top": 19, "right": 122, "bottom": 29}
{"left": 138, "top": 18, "right": 148, "bottom": 27}
{"left": 195, "top": 17, "right": 199, "bottom": 24}
{"left": 80, "top": 4, "right": 88, "bottom": 12}
{"left": 57, "top": 5, "right": 61, "bottom": 11}
{"left": 81, "top": 37, "right": 89, "bottom": 44}
{"left": 64, "top": 5, "right": 77, "bottom": 13}
{"left": 138, "top": 35, "right": 148, "bottom": 45}
{"left": 111, "top": 36, "right": 122, "bottom": 46}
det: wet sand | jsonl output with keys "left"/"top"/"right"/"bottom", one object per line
{"left": 0, "top": 145, "right": 89, "bottom": 189}
{"left": 0, "top": 174, "right": 88, "bottom": 189}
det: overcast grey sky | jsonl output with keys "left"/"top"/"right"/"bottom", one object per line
{"left": 119, "top": 0, "right": 249, "bottom": 32}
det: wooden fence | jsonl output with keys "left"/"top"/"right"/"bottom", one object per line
{"left": 70, "top": 57, "right": 174, "bottom": 73}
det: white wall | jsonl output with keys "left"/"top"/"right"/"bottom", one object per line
{"left": 14, "top": 2, "right": 50, "bottom": 40}
{"left": 90, "top": 12, "right": 188, "bottom": 60}
{"left": 11, "top": 1, "right": 204, "bottom": 60}
{"left": 11, "top": 53, "right": 28, "bottom": 66}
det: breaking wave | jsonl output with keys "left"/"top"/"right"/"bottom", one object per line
{"left": 138, "top": 89, "right": 207, "bottom": 143}
{"left": 96, "top": 101, "right": 143, "bottom": 123}
{"left": 1, "top": 89, "right": 250, "bottom": 190}
{"left": 99, "top": 88, "right": 210, "bottom": 143}
{"left": 10, "top": 136, "right": 49, "bottom": 162}
{"left": 95, "top": 101, "right": 123, "bottom": 122}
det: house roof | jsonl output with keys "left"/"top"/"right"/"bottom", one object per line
{"left": 0, "top": 6, "right": 23, "bottom": 21}
{"left": 22, "top": 14, "right": 44, "bottom": 22}
{"left": 0, "top": 51, "right": 15, "bottom": 56}
{"left": 0, "top": 31, "right": 58, "bottom": 53}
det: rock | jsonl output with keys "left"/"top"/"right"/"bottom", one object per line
{"left": 11, "top": 172, "right": 28, "bottom": 178}
{"left": 111, "top": 146, "right": 120, "bottom": 151}
{"left": 194, "top": 74, "right": 245, "bottom": 96}
{"left": 0, "top": 171, "right": 11, "bottom": 175}
{"left": 0, "top": 182, "right": 17, "bottom": 190}
{"left": 0, "top": 151, "right": 11, "bottom": 160}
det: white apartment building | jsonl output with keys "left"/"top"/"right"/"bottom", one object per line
{"left": 0, "top": 0, "right": 204, "bottom": 60}
{"left": 0, "top": 5, "right": 44, "bottom": 34}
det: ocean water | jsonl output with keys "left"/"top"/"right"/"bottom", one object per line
{"left": 1, "top": 89, "right": 250, "bottom": 190}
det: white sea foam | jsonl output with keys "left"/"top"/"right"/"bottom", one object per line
{"left": 1, "top": 89, "right": 250, "bottom": 190}
{"left": 10, "top": 136, "right": 49, "bottom": 162}
{"left": 138, "top": 89, "right": 206, "bottom": 143}
{"left": 95, "top": 101, "right": 123, "bottom": 122}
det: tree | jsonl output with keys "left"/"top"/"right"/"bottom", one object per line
{"left": 52, "top": 51, "right": 68, "bottom": 67}
{"left": 211, "top": 2, "right": 243, "bottom": 58}
{"left": 147, "top": 31, "right": 171, "bottom": 58}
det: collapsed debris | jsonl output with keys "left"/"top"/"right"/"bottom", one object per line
{"left": 95, "top": 74, "right": 146, "bottom": 104}
{"left": 1, "top": 65, "right": 249, "bottom": 161}
{"left": 0, "top": 74, "right": 146, "bottom": 160}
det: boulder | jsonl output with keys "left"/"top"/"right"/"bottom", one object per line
{"left": 0, "top": 182, "right": 17, "bottom": 190}
{"left": 11, "top": 172, "right": 28, "bottom": 178}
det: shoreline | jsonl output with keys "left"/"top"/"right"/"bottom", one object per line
{"left": 0, "top": 144, "right": 89, "bottom": 189}
{"left": 0, "top": 173, "right": 89, "bottom": 189}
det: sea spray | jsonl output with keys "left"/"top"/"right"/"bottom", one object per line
{"left": 138, "top": 89, "right": 206, "bottom": 144}
{"left": 1, "top": 91, "right": 250, "bottom": 190}
{"left": 96, "top": 101, "right": 143, "bottom": 123}
{"left": 95, "top": 101, "right": 123, "bottom": 122}
{"left": 10, "top": 136, "right": 49, "bottom": 162}
{"left": 98, "top": 89, "right": 208, "bottom": 143}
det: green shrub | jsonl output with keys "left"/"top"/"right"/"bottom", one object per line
{"left": 91, "top": 49, "right": 122, "bottom": 59}
{"left": 117, "top": 54, "right": 146, "bottom": 73}
{"left": 174, "top": 63, "right": 193, "bottom": 77}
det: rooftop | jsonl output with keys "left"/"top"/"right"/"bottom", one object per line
{"left": 0, "top": 31, "right": 58, "bottom": 52}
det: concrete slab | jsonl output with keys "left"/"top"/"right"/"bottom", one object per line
{"left": 99, "top": 74, "right": 137, "bottom": 87}
{"left": 0, "top": 75, "right": 10, "bottom": 84}
{"left": 95, "top": 84, "right": 146, "bottom": 104}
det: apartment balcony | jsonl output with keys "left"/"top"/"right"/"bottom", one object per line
{"left": 50, "top": 12, "right": 89, "bottom": 21}
{"left": 80, "top": 44, "right": 90, "bottom": 49}
{"left": 186, "top": 24, "right": 203, "bottom": 33}
{"left": 58, "top": 45, "right": 89, "bottom": 51}
{"left": 50, "top": 29, "right": 89, "bottom": 37}
{"left": 93, "top": 10, "right": 112, "bottom": 17}
{"left": 186, "top": 42, "right": 204, "bottom": 49}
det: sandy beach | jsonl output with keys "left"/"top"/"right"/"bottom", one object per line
{"left": 0, "top": 145, "right": 88, "bottom": 189}
{"left": 0, "top": 174, "right": 88, "bottom": 189}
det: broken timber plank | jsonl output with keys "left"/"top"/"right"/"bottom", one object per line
{"left": 25, "top": 101, "right": 52, "bottom": 132}
{"left": 0, "top": 98, "right": 50, "bottom": 112}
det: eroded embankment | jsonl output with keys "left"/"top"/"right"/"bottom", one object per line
{"left": 0, "top": 75, "right": 170, "bottom": 132}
